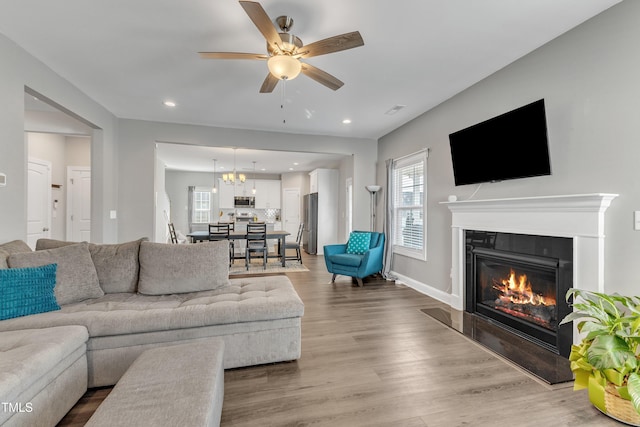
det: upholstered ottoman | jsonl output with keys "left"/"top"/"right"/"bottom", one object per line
{"left": 86, "top": 339, "right": 225, "bottom": 427}
{"left": 0, "top": 326, "right": 88, "bottom": 426}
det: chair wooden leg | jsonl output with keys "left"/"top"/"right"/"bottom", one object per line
{"left": 331, "top": 273, "right": 337, "bottom": 283}
{"left": 355, "top": 277, "right": 364, "bottom": 287}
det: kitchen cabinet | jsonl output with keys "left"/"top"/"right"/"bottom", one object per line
{"left": 218, "top": 179, "right": 249, "bottom": 208}
{"left": 254, "top": 179, "right": 281, "bottom": 209}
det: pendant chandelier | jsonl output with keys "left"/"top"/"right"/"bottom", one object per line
{"left": 222, "top": 148, "right": 246, "bottom": 184}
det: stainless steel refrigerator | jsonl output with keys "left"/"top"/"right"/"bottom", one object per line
{"left": 303, "top": 193, "right": 318, "bottom": 254}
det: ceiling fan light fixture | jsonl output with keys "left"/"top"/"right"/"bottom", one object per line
{"left": 267, "top": 55, "right": 301, "bottom": 80}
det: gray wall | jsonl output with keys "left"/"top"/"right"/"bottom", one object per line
{"left": 0, "top": 33, "right": 118, "bottom": 243}
{"left": 378, "top": 0, "right": 640, "bottom": 296}
{"left": 118, "top": 119, "right": 376, "bottom": 242}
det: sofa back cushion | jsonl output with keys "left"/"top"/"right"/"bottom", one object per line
{"left": 0, "top": 250, "right": 8, "bottom": 269}
{"left": 88, "top": 239, "right": 145, "bottom": 293}
{"left": 8, "top": 242, "right": 104, "bottom": 305}
{"left": 0, "top": 240, "right": 33, "bottom": 269}
{"left": 0, "top": 264, "right": 60, "bottom": 320}
{"left": 138, "top": 241, "right": 230, "bottom": 295}
{"left": 0, "top": 239, "right": 33, "bottom": 254}
{"left": 36, "top": 238, "right": 147, "bottom": 294}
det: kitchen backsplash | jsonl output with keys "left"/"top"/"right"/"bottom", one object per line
{"left": 218, "top": 208, "right": 281, "bottom": 223}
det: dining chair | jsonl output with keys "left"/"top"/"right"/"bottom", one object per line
{"left": 208, "top": 223, "right": 233, "bottom": 266}
{"left": 245, "top": 223, "right": 268, "bottom": 270}
{"left": 168, "top": 223, "right": 178, "bottom": 244}
{"left": 284, "top": 222, "right": 304, "bottom": 264}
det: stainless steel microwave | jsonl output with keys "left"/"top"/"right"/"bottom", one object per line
{"left": 234, "top": 196, "right": 255, "bottom": 208}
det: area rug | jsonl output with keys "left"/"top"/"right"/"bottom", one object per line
{"left": 229, "top": 260, "right": 309, "bottom": 275}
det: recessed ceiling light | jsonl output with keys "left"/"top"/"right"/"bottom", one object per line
{"left": 163, "top": 100, "right": 176, "bottom": 107}
{"left": 342, "top": 119, "right": 352, "bottom": 124}
{"left": 293, "top": 162, "right": 299, "bottom": 166}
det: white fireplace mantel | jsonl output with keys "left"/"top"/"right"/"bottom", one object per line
{"left": 442, "top": 193, "right": 618, "bottom": 311}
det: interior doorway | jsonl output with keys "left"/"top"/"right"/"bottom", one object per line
{"left": 25, "top": 89, "right": 93, "bottom": 243}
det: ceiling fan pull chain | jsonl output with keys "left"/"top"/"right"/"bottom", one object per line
{"left": 281, "top": 79, "right": 287, "bottom": 124}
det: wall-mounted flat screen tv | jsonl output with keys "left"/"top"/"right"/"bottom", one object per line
{"left": 449, "top": 99, "right": 551, "bottom": 186}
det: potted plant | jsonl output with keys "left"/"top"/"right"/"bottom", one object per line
{"left": 561, "top": 288, "right": 640, "bottom": 425}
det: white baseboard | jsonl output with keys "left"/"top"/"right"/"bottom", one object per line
{"left": 390, "top": 271, "right": 452, "bottom": 306}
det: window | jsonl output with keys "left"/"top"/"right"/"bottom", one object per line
{"left": 392, "top": 150, "right": 427, "bottom": 260}
{"left": 192, "top": 189, "right": 211, "bottom": 223}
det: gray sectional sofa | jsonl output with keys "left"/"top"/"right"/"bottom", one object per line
{"left": 0, "top": 238, "right": 304, "bottom": 426}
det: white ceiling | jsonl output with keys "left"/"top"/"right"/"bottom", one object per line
{"left": 2, "top": 0, "right": 620, "bottom": 142}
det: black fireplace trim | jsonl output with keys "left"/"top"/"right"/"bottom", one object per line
{"left": 464, "top": 230, "right": 573, "bottom": 358}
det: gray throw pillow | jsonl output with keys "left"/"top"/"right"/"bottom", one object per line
{"left": 88, "top": 238, "right": 146, "bottom": 293}
{"left": 36, "top": 237, "right": 147, "bottom": 294}
{"left": 8, "top": 242, "right": 103, "bottom": 305}
{"left": 138, "top": 241, "right": 230, "bottom": 295}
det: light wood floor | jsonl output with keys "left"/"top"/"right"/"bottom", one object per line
{"left": 59, "top": 253, "right": 617, "bottom": 426}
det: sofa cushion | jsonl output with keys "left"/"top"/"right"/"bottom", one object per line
{"left": 88, "top": 239, "right": 145, "bottom": 294}
{"left": 0, "top": 240, "right": 31, "bottom": 271}
{"left": 36, "top": 238, "right": 147, "bottom": 294}
{"left": 329, "top": 253, "right": 364, "bottom": 268}
{"left": 0, "top": 240, "right": 33, "bottom": 254}
{"left": 0, "top": 326, "right": 88, "bottom": 406}
{"left": 0, "top": 250, "right": 8, "bottom": 269}
{"left": 346, "top": 231, "right": 371, "bottom": 255}
{"left": 8, "top": 242, "right": 104, "bottom": 305}
{"left": 0, "top": 264, "right": 60, "bottom": 320}
{"left": 0, "top": 275, "right": 304, "bottom": 337}
{"left": 35, "top": 238, "right": 77, "bottom": 251}
{"left": 138, "top": 241, "right": 230, "bottom": 295}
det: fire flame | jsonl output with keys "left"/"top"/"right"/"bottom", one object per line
{"left": 493, "top": 269, "right": 554, "bottom": 306}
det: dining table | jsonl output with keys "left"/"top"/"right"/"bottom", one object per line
{"left": 186, "top": 230, "right": 291, "bottom": 267}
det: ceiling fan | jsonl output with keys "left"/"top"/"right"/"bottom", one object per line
{"left": 199, "top": 1, "right": 364, "bottom": 93}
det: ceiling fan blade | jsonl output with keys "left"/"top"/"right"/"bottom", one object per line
{"left": 300, "top": 31, "right": 364, "bottom": 58}
{"left": 198, "top": 52, "right": 268, "bottom": 60}
{"left": 300, "top": 63, "right": 344, "bottom": 91}
{"left": 239, "top": 1, "right": 281, "bottom": 51}
{"left": 260, "top": 73, "right": 279, "bottom": 93}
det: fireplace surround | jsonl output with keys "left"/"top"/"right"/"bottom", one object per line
{"left": 442, "top": 194, "right": 618, "bottom": 382}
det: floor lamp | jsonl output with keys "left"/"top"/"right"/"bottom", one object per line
{"left": 366, "top": 185, "right": 382, "bottom": 232}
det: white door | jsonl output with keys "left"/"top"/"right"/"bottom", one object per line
{"left": 27, "top": 158, "right": 52, "bottom": 249}
{"left": 67, "top": 167, "right": 91, "bottom": 241}
{"left": 283, "top": 188, "right": 300, "bottom": 237}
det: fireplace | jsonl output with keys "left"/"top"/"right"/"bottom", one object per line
{"left": 465, "top": 231, "right": 573, "bottom": 357}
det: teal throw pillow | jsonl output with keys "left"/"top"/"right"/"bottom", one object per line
{"left": 0, "top": 263, "right": 60, "bottom": 321}
{"left": 346, "top": 232, "right": 372, "bottom": 255}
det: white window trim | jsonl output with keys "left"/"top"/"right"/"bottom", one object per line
{"left": 192, "top": 187, "right": 212, "bottom": 224}
{"left": 391, "top": 149, "right": 427, "bottom": 261}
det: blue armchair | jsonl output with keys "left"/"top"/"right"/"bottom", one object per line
{"left": 324, "top": 231, "right": 385, "bottom": 287}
